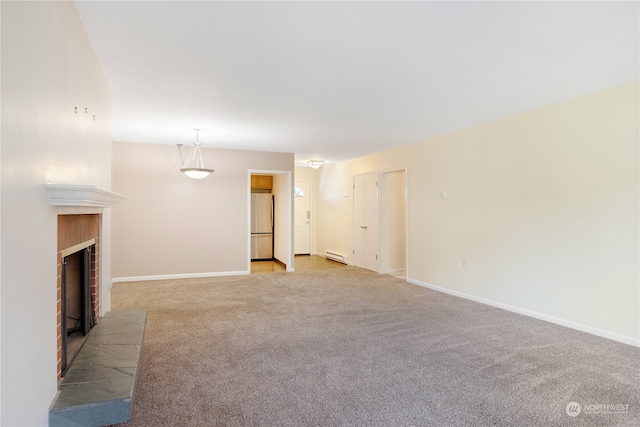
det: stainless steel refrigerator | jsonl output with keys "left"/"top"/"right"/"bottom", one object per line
{"left": 251, "top": 193, "right": 274, "bottom": 260}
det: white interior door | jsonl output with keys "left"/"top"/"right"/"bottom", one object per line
{"left": 353, "top": 176, "right": 365, "bottom": 268}
{"left": 353, "top": 172, "right": 378, "bottom": 272}
{"left": 294, "top": 182, "right": 311, "bottom": 255}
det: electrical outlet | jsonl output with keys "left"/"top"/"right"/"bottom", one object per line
{"left": 462, "top": 258, "right": 468, "bottom": 268}
{"left": 455, "top": 258, "right": 461, "bottom": 268}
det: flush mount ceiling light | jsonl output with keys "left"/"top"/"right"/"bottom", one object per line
{"left": 178, "top": 130, "right": 214, "bottom": 179}
{"left": 307, "top": 160, "right": 325, "bottom": 169}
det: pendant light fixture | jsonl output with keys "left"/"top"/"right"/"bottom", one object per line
{"left": 178, "top": 130, "right": 214, "bottom": 179}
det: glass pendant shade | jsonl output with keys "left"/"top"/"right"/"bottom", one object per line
{"left": 179, "top": 131, "right": 214, "bottom": 179}
{"left": 180, "top": 167, "right": 213, "bottom": 179}
{"left": 307, "top": 160, "right": 325, "bottom": 169}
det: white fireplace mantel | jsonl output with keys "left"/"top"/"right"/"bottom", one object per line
{"left": 46, "top": 184, "right": 129, "bottom": 207}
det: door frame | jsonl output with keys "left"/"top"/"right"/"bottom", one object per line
{"left": 379, "top": 167, "right": 408, "bottom": 278}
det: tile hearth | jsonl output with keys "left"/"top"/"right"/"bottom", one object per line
{"left": 49, "top": 309, "right": 146, "bottom": 427}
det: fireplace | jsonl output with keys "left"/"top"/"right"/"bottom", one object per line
{"left": 57, "top": 214, "right": 101, "bottom": 378}
{"left": 60, "top": 244, "right": 97, "bottom": 375}
{"left": 48, "top": 185, "right": 128, "bottom": 379}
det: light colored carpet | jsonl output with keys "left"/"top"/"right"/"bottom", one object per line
{"left": 112, "top": 267, "right": 639, "bottom": 426}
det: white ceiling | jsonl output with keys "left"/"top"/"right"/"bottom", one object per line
{"left": 75, "top": 1, "right": 639, "bottom": 166}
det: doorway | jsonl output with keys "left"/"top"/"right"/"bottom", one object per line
{"left": 294, "top": 181, "right": 311, "bottom": 255}
{"left": 380, "top": 169, "right": 407, "bottom": 278}
{"left": 248, "top": 170, "right": 293, "bottom": 272}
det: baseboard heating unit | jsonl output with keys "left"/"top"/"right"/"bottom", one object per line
{"left": 324, "top": 251, "right": 347, "bottom": 264}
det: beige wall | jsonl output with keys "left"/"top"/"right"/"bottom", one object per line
{"left": 1, "top": 2, "right": 114, "bottom": 425}
{"left": 112, "top": 142, "right": 294, "bottom": 279}
{"left": 315, "top": 82, "right": 639, "bottom": 345}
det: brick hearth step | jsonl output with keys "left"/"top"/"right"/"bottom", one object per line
{"left": 49, "top": 309, "right": 147, "bottom": 427}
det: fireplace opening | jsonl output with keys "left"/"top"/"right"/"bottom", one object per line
{"left": 61, "top": 245, "right": 96, "bottom": 375}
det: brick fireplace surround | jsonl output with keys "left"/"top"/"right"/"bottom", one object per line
{"left": 57, "top": 214, "right": 101, "bottom": 379}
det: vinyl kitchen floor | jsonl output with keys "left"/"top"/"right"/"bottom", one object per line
{"left": 251, "top": 255, "right": 346, "bottom": 274}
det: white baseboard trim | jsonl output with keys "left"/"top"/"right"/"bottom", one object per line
{"left": 407, "top": 278, "right": 639, "bottom": 348}
{"left": 385, "top": 268, "right": 406, "bottom": 276}
{"left": 112, "top": 270, "right": 250, "bottom": 284}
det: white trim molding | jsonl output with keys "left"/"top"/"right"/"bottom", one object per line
{"left": 111, "top": 270, "right": 250, "bottom": 285}
{"left": 407, "top": 278, "right": 640, "bottom": 348}
{"left": 47, "top": 184, "right": 129, "bottom": 207}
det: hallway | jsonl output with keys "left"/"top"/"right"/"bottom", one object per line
{"left": 251, "top": 255, "right": 346, "bottom": 274}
